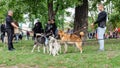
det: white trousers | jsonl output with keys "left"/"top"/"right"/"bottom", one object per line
{"left": 97, "top": 27, "right": 106, "bottom": 50}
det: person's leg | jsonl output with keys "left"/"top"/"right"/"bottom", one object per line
{"left": 97, "top": 27, "right": 106, "bottom": 51}
{"left": 28, "top": 35, "right": 30, "bottom": 40}
{"left": 27, "top": 35, "right": 28, "bottom": 40}
{"left": 1, "top": 34, "right": 4, "bottom": 43}
{"left": 16, "top": 33, "right": 19, "bottom": 42}
{"left": 10, "top": 30, "right": 14, "bottom": 49}
{"left": 6, "top": 29, "right": 13, "bottom": 50}
{"left": 6, "top": 29, "right": 10, "bottom": 50}
{"left": 98, "top": 40, "right": 104, "bottom": 50}
{"left": 45, "top": 37, "right": 48, "bottom": 45}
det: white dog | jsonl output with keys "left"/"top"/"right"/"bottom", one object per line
{"left": 49, "top": 36, "right": 61, "bottom": 56}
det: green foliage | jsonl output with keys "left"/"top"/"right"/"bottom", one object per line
{"left": 108, "top": 0, "right": 120, "bottom": 28}
{"left": 109, "top": 12, "right": 120, "bottom": 28}
{"left": 88, "top": 0, "right": 120, "bottom": 31}
{"left": 0, "top": 0, "right": 119, "bottom": 30}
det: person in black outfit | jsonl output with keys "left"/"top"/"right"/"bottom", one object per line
{"left": 91, "top": 3, "right": 107, "bottom": 51}
{"left": 32, "top": 20, "right": 43, "bottom": 39}
{"left": 1, "top": 24, "right": 5, "bottom": 43}
{"left": 51, "top": 19, "right": 57, "bottom": 37}
{"left": 5, "top": 10, "right": 19, "bottom": 51}
{"left": 45, "top": 20, "right": 52, "bottom": 33}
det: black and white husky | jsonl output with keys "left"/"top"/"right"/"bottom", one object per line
{"left": 31, "top": 33, "right": 49, "bottom": 53}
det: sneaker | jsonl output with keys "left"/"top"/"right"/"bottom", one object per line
{"left": 8, "top": 48, "right": 15, "bottom": 51}
{"left": 98, "top": 49, "right": 104, "bottom": 52}
{"left": 8, "top": 49, "right": 14, "bottom": 51}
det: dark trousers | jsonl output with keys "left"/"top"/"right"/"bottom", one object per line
{"left": 6, "top": 29, "right": 14, "bottom": 50}
{"left": 1, "top": 32, "right": 5, "bottom": 43}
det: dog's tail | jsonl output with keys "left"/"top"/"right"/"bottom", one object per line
{"left": 79, "top": 32, "right": 84, "bottom": 37}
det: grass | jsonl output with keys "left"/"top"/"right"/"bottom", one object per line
{"left": 0, "top": 38, "right": 120, "bottom": 68}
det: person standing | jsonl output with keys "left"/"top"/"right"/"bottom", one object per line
{"left": 91, "top": 3, "right": 107, "bottom": 51}
{"left": 45, "top": 20, "right": 53, "bottom": 36}
{"left": 14, "top": 21, "right": 19, "bottom": 42}
{"left": 51, "top": 19, "right": 57, "bottom": 37}
{"left": 5, "top": 10, "right": 19, "bottom": 51}
{"left": 1, "top": 23, "right": 5, "bottom": 43}
{"left": 26, "top": 31, "right": 30, "bottom": 40}
{"left": 32, "top": 20, "right": 43, "bottom": 39}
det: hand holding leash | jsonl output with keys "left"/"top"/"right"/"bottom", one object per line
{"left": 91, "top": 23, "right": 94, "bottom": 29}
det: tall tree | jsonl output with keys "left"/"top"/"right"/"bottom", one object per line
{"left": 48, "top": 0, "right": 54, "bottom": 20}
{"left": 74, "top": 0, "right": 88, "bottom": 39}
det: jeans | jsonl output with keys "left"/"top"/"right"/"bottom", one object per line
{"left": 45, "top": 37, "right": 48, "bottom": 45}
{"left": 26, "top": 35, "right": 30, "bottom": 40}
{"left": 97, "top": 27, "right": 106, "bottom": 50}
{"left": 15, "top": 33, "right": 19, "bottom": 42}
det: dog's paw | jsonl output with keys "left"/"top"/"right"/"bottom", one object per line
{"left": 80, "top": 51, "right": 82, "bottom": 53}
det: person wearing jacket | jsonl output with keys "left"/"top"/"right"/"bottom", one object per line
{"left": 51, "top": 19, "right": 57, "bottom": 37}
{"left": 0, "top": 24, "right": 5, "bottom": 43}
{"left": 5, "top": 10, "right": 19, "bottom": 51}
{"left": 32, "top": 20, "right": 43, "bottom": 39}
{"left": 45, "top": 20, "right": 52, "bottom": 35}
{"left": 91, "top": 3, "right": 107, "bottom": 51}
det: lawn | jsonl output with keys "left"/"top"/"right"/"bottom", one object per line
{"left": 0, "top": 38, "right": 120, "bottom": 68}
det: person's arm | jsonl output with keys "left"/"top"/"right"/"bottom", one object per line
{"left": 6, "top": 16, "right": 19, "bottom": 28}
{"left": 94, "top": 12, "right": 107, "bottom": 24}
{"left": 45, "top": 24, "right": 48, "bottom": 33}
{"left": 11, "top": 22, "right": 19, "bottom": 28}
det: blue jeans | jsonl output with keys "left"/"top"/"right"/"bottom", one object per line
{"left": 97, "top": 27, "right": 106, "bottom": 50}
{"left": 15, "top": 33, "right": 19, "bottom": 42}
{"left": 45, "top": 37, "right": 48, "bottom": 45}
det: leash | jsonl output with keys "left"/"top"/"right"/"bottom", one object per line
{"left": 19, "top": 28, "right": 29, "bottom": 31}
{"left": 73, "top": 24, "right": 87, "bottom": 34}
{"left": 58, "top": 38, "right": 120, "bottom": 43}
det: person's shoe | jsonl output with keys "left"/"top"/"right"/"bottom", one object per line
{"left": 12, "top": 48, "right": 15, "bottom": 50}
{"left": 8, "top": 49, "right": 14, "bottom": 51}
{"left": 12, "top": 48, "right": 16, "bottom": 51}
{"left": 98, "top": 49, "right": 104, "bottom": 52}
{"left": 8, "top": 48, "right": 15, "bottom": 51}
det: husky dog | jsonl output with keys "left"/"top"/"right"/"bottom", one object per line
{"left": 31, "top": 33, "right": 49, "bottom": 53}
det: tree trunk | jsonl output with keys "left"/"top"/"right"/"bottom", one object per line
{"left": 48, "top": 0, "right": 59, "bottom": 20}
{"left": 48, "top": 0, "right": 54, "bottom": 20}
{"left": 74, "top": 0, "right": 88, "bottom": 40}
